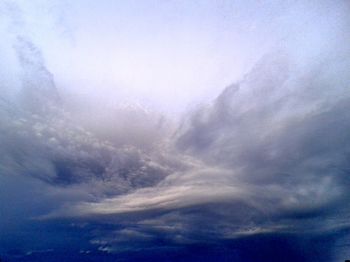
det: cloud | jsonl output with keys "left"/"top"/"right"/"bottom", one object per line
{"left": 1, "top": 1, "right": 350, "bottom": 261}
{"left": 2, "top": 49, "right": 350, "bottom": 261}
{"left": 30, "top": 49, "right": 347, "bottom": 262}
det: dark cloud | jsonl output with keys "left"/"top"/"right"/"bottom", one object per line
{"left": 2, "top": 49, "right": 350, "bottom": 260}
{"left": 1, "top": 1, "right": 350, "bottom": 262}
{"left": 43, "top": 50, "right": 349, "bottom": 260}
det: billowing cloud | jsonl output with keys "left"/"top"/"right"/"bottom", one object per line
{"left": 53, "top": 50, "right": 350, "bottom": 237}
{"left": 1, "top": 1, "right": 350, "bottom": 262}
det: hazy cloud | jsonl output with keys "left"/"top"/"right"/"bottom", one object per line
{"left": 1, "top": 1, "right": 350, "bottom": 261}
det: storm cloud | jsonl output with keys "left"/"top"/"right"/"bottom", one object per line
{"left": 1, "top": 1, "right": 350, "bottom": 261}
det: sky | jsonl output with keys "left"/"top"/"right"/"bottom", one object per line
{"left": 1, "top": 0, "right": 350, "bottom": 261}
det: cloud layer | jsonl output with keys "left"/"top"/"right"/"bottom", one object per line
{"left": 1, "top": 1, "right": 350, "bottom": 261}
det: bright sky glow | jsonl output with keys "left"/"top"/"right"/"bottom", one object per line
{"left": 8, "top": 0, "right": 292, "bottom": 113}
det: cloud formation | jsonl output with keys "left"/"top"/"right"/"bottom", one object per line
{"left": 1, "top": 1, "right": 350, "bottom": 261}
{"left": 60, "top": 50, "right": 350, "bottom": 239}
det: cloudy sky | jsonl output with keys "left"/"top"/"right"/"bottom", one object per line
{"left": 1, "top": 0, "right": 350, "bottom": 261}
